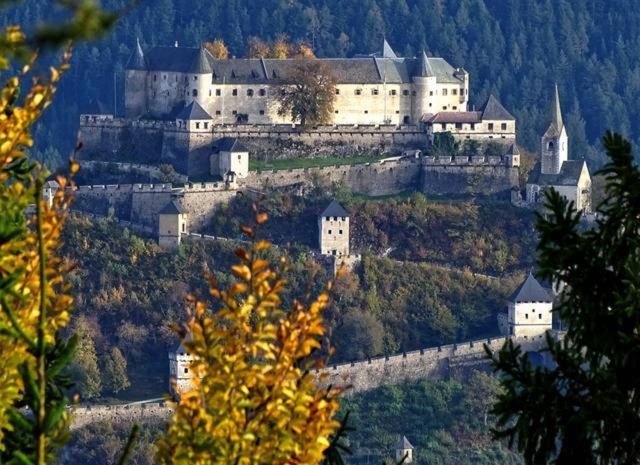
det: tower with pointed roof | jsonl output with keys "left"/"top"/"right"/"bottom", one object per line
{"left": 411, "top": 50, "right": 438, "bottom": 122}
{"left": 508, "top": 272, "right": 554, "bottom": 338}
{"left": 124, "top": 38, "right": 148, "bottom": 118}
{"left": 318, "top": 200, "right": 349, "bottom": 257}
{"left": 186, "top": 46, "right": 214, "bottom": 109}
{"left": 541, "top": 85, "right": 569, "bottom": 175}
{"left": 395, "top": 436, "right": 414, "bottom": 463}
{"left": 158, "top": 199, "right": 188, "bottom": 248}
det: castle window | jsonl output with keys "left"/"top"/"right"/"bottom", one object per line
{"left": 452, "top": 89, "right": 458, "bottom": 95}
{"left": 488, "top": 123, "right": 494, "bottom": 131}
{"left": 339, "top": 229, "right": 343, "bottom": 234}
{"left": 429, "top": 103, "right": 432, "bottom": 107}
{"left": 364, "top": 110, "right": 368, "bottom": 114}
{"left": 452, "top": 106, "right": 457, "bottom": 110}
{"left": 539, "top": 314, "right": 542, "bottom": 319}
{"left": 194, "top": 75, "right": 198, "bottom": 80}
{"left": 209, "top": 90, "right": 212, "bottom": 96}
{"left": 372, "top": 89, "right": 379, "bottom": 95}
{"left": 232, "top": 110, "right": 237, "bottom": 115}
{"left": 395, "top": 110, "right": 400, "bottom": 114}
{"left": 335, "top": 110, "right": 339, "bottom": 114}
{"left": 429, "top": 91, "right": 434, "bottom": 96}
{"left": 403, "top": 116, "right": 410, "bottom": 124}
{"left": 154, "top": 74, "right": 157, "bottom": 81}
{"left": 548, "top": 141, "right": 554, "bottom": 150}
{"left": 501, "top": 123, "right": 507, "bottom": 130}
{"left": 204, "top": 122, "right": 209, "bottom": 129}
{"left": 441, "top": 123, "right": 446, "bottom": 130}
{"left": 238, "top": 154, "right": 242, "bottom": 160}
{"left": 442, "top": 89, "right": 448, "bottom": 96}
{"left": 216, "top": 89, "right": 221, "bottom": 96}
{"left": 259, "top": 110, "right": 265, "bottom": 115}
{"left": 182, "top": 223, "right": 186, "bottom": 232}
{"left": 247, "top": 89, "right": 254, "bottom": 97}
{"left": 442, "top": 106, "right": 447, "bottom": 110}
{"left": 163, "top": 74, "right": 167, "bottom": 80}
{"left": 232, "top": 89, "right": 238, "bottom": 96}
{"left": 403, "top": 90, "right": 409, "bottom": 96}
{"left": 390, "top": 89, "right": 397, "bottom": 96}
{"left": 328, "top": 230, "right": 332, "bottom": 234}
{"left": 355, "top": 89, "right": 362, "bottom": 95}
{"left": 192, "top": 89, "right": 198, "bottom": 97}
{"left": 259, "top": 89, "right": 266, "bottom": 96}
{"left": 470, "top": 123, "right": 475, "bottom": 130}
{"left": 195, "top": 122, "right": 200, "bottom": 129}
{"left": 184, "top": 368, "right": 188, "bottom": 373}
{"left": 216, "top": 110, "right": 221, "bottom": 115}
{"left": 335, "top": 88, "right": 340, "bottom": 95}
{"left": 525, "top": 314, "right": 529, "bottom": 319}
{"left": 455, "top": 123, "right": 462, "bottom": 129}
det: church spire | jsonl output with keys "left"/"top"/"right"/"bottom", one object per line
{"left": 552, "top": 83, "right": 564, "bottom": 132}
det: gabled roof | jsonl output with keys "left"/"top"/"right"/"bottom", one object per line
{"left": 159, "top": 200, "right": 185, "bottom": 215}
{"left": 480, "top": 95, "right": 515, "bottom": 121}
{"left": 126, "top": 38, "right": 147, "bottom": 70}
{"left": 423, "top": 111, "right": 481, "bottom": 124}
{"left": 382, "top": 39, "right": 398, "bottom": 59}
{"left": 176, "top": 100, "right": 212, "bottom": 120}
{"left": 215, "top": 137, "right": 248, "bottom": 153}
{"left": 528, "top": 160, "right": 589, "bottom": 187}
{"left": 321, "top": 200, "right": 348, "bottom": 218}
{"left": 509, "top": 272, "right": 553, "bottom": 303}
{"left": 506, "top": 143, "right": 520, "bottom": 156}
{"left": 396, "top": 436, "right": 414, "bottom": 450}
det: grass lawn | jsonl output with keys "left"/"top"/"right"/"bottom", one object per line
{"left": 249, "top": 154, "right": 388, "bottom": 171}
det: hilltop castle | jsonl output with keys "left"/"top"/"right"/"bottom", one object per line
{"left": 125, "top": 39, "right": 471, "bottom": 126}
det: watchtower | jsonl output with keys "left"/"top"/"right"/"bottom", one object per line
{"left": 508, "top": 272, "right": 554, "bottom": 339}
{"left": 395, "top": 436, "right": 414, "bottom": 463}
{"left": 318, "top": 200, "right": 349, "bottom": 257}
{"left": 168, "top": 341, "right": 195, "bottom": 399}
{"left": 158, "top": 200, "right": 188, "bottom": 248}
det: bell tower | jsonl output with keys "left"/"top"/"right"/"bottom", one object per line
{"left": 540, "top": 85, "right": 568, "bottom": 175}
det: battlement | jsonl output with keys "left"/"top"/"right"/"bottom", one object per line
{"left": 67, "top": 183, "right": 174, "bottom": 193}
{"left": 70, "top": 401, "right": 172, "bottom": 430}
{"left": 316, "top": 334, "right": 551, "bottom": 393}
{"left": 423, "top": 154, "right": 513, "bottom": 167}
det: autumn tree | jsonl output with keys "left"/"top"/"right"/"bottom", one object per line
{"left": 276, "top": 59, "right": 337, "bottom": 126}
{"left": 247, "top": 37, "right": 270, "bottom": 58}
{"left": 203, "top": 38, "right": 229, "bottom": 59}
{"left": 156, "top": 212, "right": 343, "bottom": 465}
{"left": 0, "top": 1, "right": 116, "bottom": 462}
{"left": 69, "top": 318, "right": 102, "bottom": 399}
{"left": 104, "top": 347, "right": 130, "bottom": 395}
{"left": 269, "top": 34, "right": 292, "bottom": 58}
{"left": 489, "top": 132, "right": 640, "bottom": 465}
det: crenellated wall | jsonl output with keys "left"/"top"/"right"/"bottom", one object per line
{"left": 70, "top": 402, "right": 172, "bottom": 430}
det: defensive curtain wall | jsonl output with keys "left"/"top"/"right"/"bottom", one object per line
{"left": 69, "top": 335, "right": 549, "bottom": 429}
{"left": 78, "top": 117, "right": 429, "bottom": 168}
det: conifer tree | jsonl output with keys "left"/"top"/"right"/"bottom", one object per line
{"left": 489, "top": 132, "right": 640, "bottom": 465}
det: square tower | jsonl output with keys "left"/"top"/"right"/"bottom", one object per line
{"left": 318, "top": 200, "right": 349, "bottom": 257}
{"left": 168, "top": 342, "right": 196, "bottom": 399}
{"left": 395, "top": 436, "right": 414, "bottom": 464}
{"left": 508, "top": 272, "right": 554, "bottom": 339}
{"left": 158, "top": 200, "right": 188, "bottom": 248}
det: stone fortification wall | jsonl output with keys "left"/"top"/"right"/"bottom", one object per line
{"left": 178, "top": 182, "right": 240, "bottom": 230}
{"left": 78, "top": 118, "right": 428, "bottom": 166}
{"left": 70, "top": 402, "right": 172, "bottom": 431}
{"left": 316, "top": 335, "right": 547, "bottom": 394}
{"left": 242, "top": 157, "right": 422, "bottom": 197}
{"left": 421, "top": 155, "right": 519, "bottom": 198}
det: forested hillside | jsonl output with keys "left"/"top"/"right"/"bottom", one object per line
{"left": 3, "top": 0, "right": 639, "bottom": 168}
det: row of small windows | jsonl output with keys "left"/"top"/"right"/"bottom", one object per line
{"left": 327, "top": 229, "right": 344, "bottom": 235}
{"left": 190, "top": 88, "right": 269, "bottom": 97}
{"left": 440, "top": 122, "right": 509, "bottom": 131}
{"left": 335, "top": 88, "right": 466, "bottom": 96}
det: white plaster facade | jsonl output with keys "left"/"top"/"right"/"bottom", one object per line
{"left": 318, "top": 200, "right": 350, "bottom": 257}
{"left": 158, "top": 201, "right": 188, "bottom": 248}
{"left": 168, "top": 344, "right": 196, "bottom": 398}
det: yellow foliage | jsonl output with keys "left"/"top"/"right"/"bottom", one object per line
{"left": 0, "top": 27, "right": 74, "bottom": 450}
{"left": 157, "top": 217, "right": 343, "bottom": 465}
{"left": 204, "top": 39, "right": 229, "bottom": 60}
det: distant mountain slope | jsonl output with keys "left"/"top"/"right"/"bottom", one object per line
{"left": 3, "top": 0, "right": 639, "bottom": 166}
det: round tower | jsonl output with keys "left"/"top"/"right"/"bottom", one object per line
{"left": 185, "top": 46, "right": 213, "bottom": 112}
{"left": 412, "top": 50, "right": 437, "bottom": 123}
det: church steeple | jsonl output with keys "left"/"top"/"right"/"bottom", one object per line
{"left": 541, "top": 84, "right": 569, "bottom": 175}
{"left": 551, "top": 83, "right": 564, "bottom": 132}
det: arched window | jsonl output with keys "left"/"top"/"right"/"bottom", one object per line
{"left": 548, "top": 141, "right": 554, "bottom": 151}
{"left": 259, "top": 89, "right": 266, "bottom": 96}
{"left": 192, "top": 89, "right": 198, "bottom": 97}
